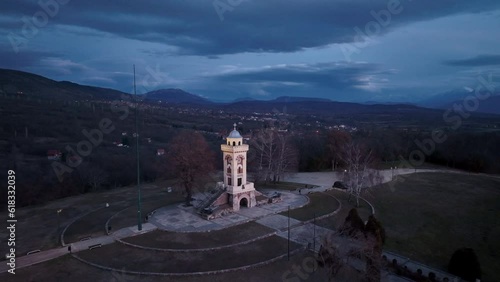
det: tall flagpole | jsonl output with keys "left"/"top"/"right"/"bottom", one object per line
{"left": 134, "top": 64, "right": 142, "bottom": 231}
{"left": 287, "top": 205, "right": 290, "bottom": 260}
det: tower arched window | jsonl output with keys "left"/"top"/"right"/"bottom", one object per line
{"left": 227, "top": 166, "right": 232, "bottom": 173}
{"left": 233, "top": 141, "right": 236, "bottom": 146}
{"left": 238, "top": 141, "right": 241, "bottom": 145}
{"left": 238, "top": 166, "right": 243, "bottom": 174}
{"left": 237, "top": 155, "right": 244, "bottom": 165}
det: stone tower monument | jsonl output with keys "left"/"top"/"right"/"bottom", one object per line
{"left": 220, "top": 124, "right": 257, "bottom": 210}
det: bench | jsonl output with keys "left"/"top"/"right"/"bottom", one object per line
{"left": 88, "top": 244, "right": 102, "bottom": 250}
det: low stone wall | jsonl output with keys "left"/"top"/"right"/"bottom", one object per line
{"left": 256, "top": 198, "right": 269, "bottom": 206}
{"left": 212, "top": 192, "right": 229, "bottom": 207}
{"left": 383, "top": 251, "right": 462, "bottom": 282}
{"left": 359, "top": 195, "right": 376, "bottom": 215}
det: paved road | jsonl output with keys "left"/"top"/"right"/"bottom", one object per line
{"left": 0, "top": 235, "right": 115, "bottom": 274}
{"left": 284, "top": 168, "right": 460, "bottom": 194}
{"left": 1, "top": 247, "right": 68, "bottom": 274}
{"left": 0, "top": 222, "right": 161, "bottom": 274}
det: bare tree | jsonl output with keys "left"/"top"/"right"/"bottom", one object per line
{"left": 326, "top": 130, "right": 351, "bottom": 171}
{"left": 273, "top": 133, "right": 298, "bottom": 182}
{"left": 250, "top": 129, "right": 297, "bottom": 184}
{"left": 167, "top": 131, "right": 215, "bottom": 205}
{"left": 77, "top": 163, "right": 108, "bottom": 192}
{"left": 251, "top": 129, "right": 276, "bottom": 183}
{"left": 317, "top": 209, "right": 384, "bottom": 281}
{"left": 339, "top": 141, "right": 373, "bottom": 207}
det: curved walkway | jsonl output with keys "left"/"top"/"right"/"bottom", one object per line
{"left": 149, "top": 191, "right": 308, "bottom": 232}
{"left": 1, "top": 168, "right": 476, "bottom": 276}
{"left": 0, "top": 191, "right": 309, "bottom": 274}
{"left": 71, "top": 245, "right": 307, "bottom": 277}
{"left": 116, "top": 232, "right": 277, "bottom": 252}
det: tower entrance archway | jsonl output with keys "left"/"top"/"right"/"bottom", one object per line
{"left": 239, "top": 197, "right": 248, "bottom": 208}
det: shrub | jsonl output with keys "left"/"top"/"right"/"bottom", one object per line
{"left": 448, "top": 248, "right": 481, "bottom": 282}
{"left": 340, "top": 208, "right": 365, "bottom": 238}
{"left": 365, "top": 214, "right": 386, "bottom": 245}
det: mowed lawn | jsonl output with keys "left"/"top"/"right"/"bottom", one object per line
{"left": 123, "top": 222, "right": 275, "bottom": 249}
{"left": 279, "top": 190, "right": 340, "bottom": 221}
{"left": 314, "top": 189, "right": 373, "bottom": 230}
{"left": 0, "top": 249, "right": 328, "bottom": 282}
{"left": 76, "top": 235, "right": 302, "bottom": 273}
{"left": 0, "top": 180, "right": 180, "bottom": 254}
{"left": 63, "top": 191, "right": 184, "bottom": 243}
{"left": 366, "top": 172, "right": 500, "bottom": 282}
{"left": 108, "top": 192, "right": 184, "bottom": 231}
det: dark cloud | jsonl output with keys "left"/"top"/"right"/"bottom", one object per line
{"left": 0, "top": 48, "right": 58, "bottom": 70}
{"left": 214, "top": 62, "right": 389, "bottom": 88}
{"left": 1, "top": 1, "right": 499, "bottom": 103}
{"left": 1, "top": 0, "right": 499, "bottom": 56}
{"left": 203, "top": 61, "right": 394, "bottom": 100}
{"left": 443, "top": 54, "right": 500, "bottom": 67}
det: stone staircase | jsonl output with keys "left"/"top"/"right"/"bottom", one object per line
{"left": 197, "top": 187, "right": 226, "bottom": 210}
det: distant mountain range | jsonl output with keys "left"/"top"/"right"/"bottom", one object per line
{"left": 144, "top": 89, "right": 211, "bottom": 104}
{"left": 417, "top": 88, "right": 500, "bottom": 115}
{"left": 1, "top": 68, "right": 499, "bottom": 114}
{"left": 224, "top": 98, "right": 427, "bottom": 116}
{"left": 231, "top": 96, "right": 332, "bottom": 104}
{"left": 272, "top": 96, "right": 332, "bottom": 103}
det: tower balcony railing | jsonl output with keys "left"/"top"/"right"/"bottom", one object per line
{"left": 221, "top": 144, "right": 249, "bottom": 152}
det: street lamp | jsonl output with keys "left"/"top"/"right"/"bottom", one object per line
{"left": 288, "top": 205, "right": 291, "bottom": 261}
{"left": 57, "top": 209, "right": 63, "bottom": 243}
{"left": 313, "top": 213, "right": 316, "bottom": 252}
{"left": 134, "top": 65, "right": 142, "bottom": 231}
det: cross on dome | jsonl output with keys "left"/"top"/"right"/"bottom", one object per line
{"left": 228, "top": 123, "right": 242, "bottom": 138}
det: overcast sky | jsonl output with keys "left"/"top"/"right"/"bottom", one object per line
{"left": 1, "top": 0, "right": 499, "bottom": 102}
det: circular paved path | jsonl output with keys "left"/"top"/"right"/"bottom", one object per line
{"left": 149, "top": 190, "right": 308, "bottom": 232}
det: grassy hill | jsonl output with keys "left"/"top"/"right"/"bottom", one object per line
{"left": 366, "top": 172, "right": 500, "bottom": 282}
{"left": 0, "top": 68, "right": 129, "bottom": 101}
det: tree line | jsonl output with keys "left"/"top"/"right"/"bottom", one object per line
{"left": 1, "top": 125, "right": 499, "bottom": 208}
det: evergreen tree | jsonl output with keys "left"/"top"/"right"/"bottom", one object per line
{"left": 340, "top": 208, "right": 365, "bottom": 238}
{"left": 365, "top": 215, "right": 386, "bottom": 245}
{"left": 122, "top": 136, "right": 129, "bottom": 146}
{"left": 448, "top": 248, "right": 481, "bottom": 282}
